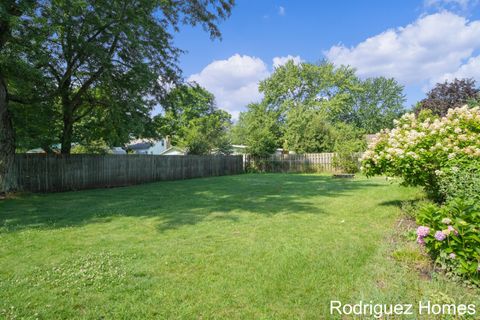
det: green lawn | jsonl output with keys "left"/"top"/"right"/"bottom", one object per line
{"left": 1, "top": 174, "right": 478, "bottom": 319}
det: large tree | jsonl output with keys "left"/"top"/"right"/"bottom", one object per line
{"left": 259, "top": 60, "right": 360, "bottom": 123}
{"left": 348, "top": 77, "right": 406, "bottom": 133}
{"left": 282, "top": 106, "right": 336, "bottom": 153}
{"left": 257, "top": 60, "right": 361, "bottom": 154}
{"left": 415, "top": 78, "right": 479, "bottom": 117}
{"left": 232, "top": 61, "right": 406, "bottom": 155}
{"left": 13, "top": 0, "right": 234, "bottom": 154}
{"left": 1, "top": 0, "right": 37, "bottom": 193}
{"left": 235, "top": 103, "right": 282, "bottom": 156}
{"left": 155, "top": 83, "right": 232, "bottom": 155}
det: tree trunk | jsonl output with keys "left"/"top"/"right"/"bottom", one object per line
{"left": 0, "top": 1, "right": 22, "bottom": 195}
{"left": 60, "top": 103, "right": 74, "bottom": 154}
{"left": 0, "top": 74, "right": 16, "bottom": 194}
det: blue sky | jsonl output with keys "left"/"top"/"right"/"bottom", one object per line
{"left": 171, "top": 0, "right": 480, "bottom": 118}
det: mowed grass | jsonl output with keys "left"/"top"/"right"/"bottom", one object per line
{"left": 0, "top": 174, "right": 478, "bottom": 319}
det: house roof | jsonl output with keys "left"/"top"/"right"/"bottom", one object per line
{"left": 26, "top": 148, "right": 47, "bottom": 154}
{"left": 159, "top": 146, "right": 185, "bottom": 155}
{"left": 126, "top": 138, "right": 160, "bottom": 150}
{"left": 127, "top": 142, "right": 153, "bottom": 150}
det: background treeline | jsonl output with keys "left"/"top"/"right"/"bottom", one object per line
{"left": 230, "top": 61, "right": 406, "bottom": 156}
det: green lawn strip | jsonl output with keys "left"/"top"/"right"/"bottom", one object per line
{"left": 1, "top": 174, "right": 478, "bottom": 319}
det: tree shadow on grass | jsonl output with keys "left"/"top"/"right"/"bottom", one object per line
{"left": 0, "top": 174, "right": 386, "bottom": 233}
{"left": 379, "top": 198, "right": 424, "bottom": 209}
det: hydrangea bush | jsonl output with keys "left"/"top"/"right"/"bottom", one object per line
{"left": 361, "top": 106, "right": 480, "bottom": 199}
{"left": 416, "top": 200, "right": 480, "bottom": 287}
{"left": 438, "top": 159, "right": 480, "bottom": 204}
{"left": 362, "top": 105, "right": 480, "bottom": 286}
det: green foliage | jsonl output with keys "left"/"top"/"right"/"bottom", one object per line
{"left": 362, "top": 106, "right": 480, "bottom": 200}
{"left": 155, "top": 83, "right": 231, "bottom": 155}
{"left": 214, "top": 135, "right": 234, "bottom": 155}
{"left": 71, "top": 139, "right": 111, "bottom": 154}
{"left": 182, "top": 112, "right": 232, "bottom": 155}
{"left": 415, "top": 78, "right": 480, "bottom": 117}
{"left": 417, "top": 200, "right": 480, "bottom": 287}
{"left": 349, "top": 77, "right": 406, "bottom": 133}
{"left": 259, "top": 61, "right": 360, "bottom": 121}
{"left": 10, "top": 99, "right": 61, "bottom": 152}
{"left": 282, "top": 107, "right": 336, "bottom": 153}
{"left": 156, "top": 83, "right": 216, "bottom": 140}
{"left": 332, "top": 123, "right": 366, "bottom": 173}
{"left": 6, "top": 0, "right": 234, "bottom": 153}
{"left": 232, "top": 61, "right": 406, "bottom": 155}
{"left": 438, "top": 159, "right": 480, "bottom": 204}
{"left": 240, "top": 103, "right": 281, "bottom": 156}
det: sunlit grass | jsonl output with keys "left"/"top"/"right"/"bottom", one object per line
{"left": 1, "top": 174, "right": 478, "bottom": 319}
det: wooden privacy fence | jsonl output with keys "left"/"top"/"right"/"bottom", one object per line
{"left": 244, "top": 153, "right": 363, "bottom": 173}
{"left": 12, "top": 154, "right": 244, "bottom": 193}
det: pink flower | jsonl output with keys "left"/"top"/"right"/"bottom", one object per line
{"left": 447, "top": 225, "right": 459, "bottom": 236}
{"left": 449, "top": 253, "right": 456, "bottom": 259}
{"left": 435, "top": 231, "right": 446, "bottom": 241}
{"left": 417, "top": 226, "right": 430, "bottom": 238}
{"left": 417, "top": 236, "right": 425, "bottom": 246}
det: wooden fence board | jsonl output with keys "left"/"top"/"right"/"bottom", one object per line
{"left": 243, "top": 153, "right": 363, "bottom": 173}
{"left": 13, "top": 154, "right": 244, "bottom": 193}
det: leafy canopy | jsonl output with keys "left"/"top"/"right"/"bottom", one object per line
{"left": 415, "top": 78, "right": 480, "bottom": 117}
{"left": 5, "top": 0, "right": 234, "bottom": 153}
{"left": 233, "top": 60, "right": 406, "bottom": 155}
{"left": 155, "top": 83, "right": 232, "bottom": 155}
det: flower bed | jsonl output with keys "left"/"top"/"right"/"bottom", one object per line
{"left": 361, "top": 105, "right": 480, "bottom": 286}
{"left": 416, "top": 200, "right": 480, "bottom": 287}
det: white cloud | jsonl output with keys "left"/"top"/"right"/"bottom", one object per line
{"left": 278, "top": 6, "right": 286, "bottom": 16}
{"left": 272, "top": 55, "right": 303, "bottom": 68}
{"left": 188, "top": 54, "right": 269, "bottom": 119}
{"left": 436, "top": 55, "right": 480, "bottom": 83}
{"left": 188, "top": 54, "right": 304, "bottom": 119}
{"left": 325, "top": 12, "right": 480, "bottom": 87}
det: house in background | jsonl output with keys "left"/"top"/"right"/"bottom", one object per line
{"left": 26, "top": 144, "right": 61, "bottom": 154}
{"left": 26, "top": 148, "right": 50, "bottom": 154}
{"left": 159, "top": 146, "right": 186, "bottom": 155}
{"left": 110, "top": 147, "right": 127, "bottom": 154}
{"left": 231, "top": 144, "right": 247, "bottom": 155}
{"left": 126, "top": 138, "right": 170, "bottom": 155}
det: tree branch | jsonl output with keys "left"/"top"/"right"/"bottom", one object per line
{"left": 71, "top": 34, "right": 120, "bottom": 110}
{"left": 8, "top": 94, "right": 31, "bottom": 104}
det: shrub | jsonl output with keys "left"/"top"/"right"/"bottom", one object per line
{"left": 416, "top": 199, "right": 480, "bottom": 287}
{"left": 438, "top": 159, "right": 480, "bottom": 203}
{"left": 361, "top": 105, "right": 480, "bottom": 200}
{"left": 332, "top": 123, "right": 365, "bottom": 174}
{"left": 333, "top": 148, "right": 361, "bottom": 173}
{"left": 71, "top": 139, "right": 111, "bottom": 154}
